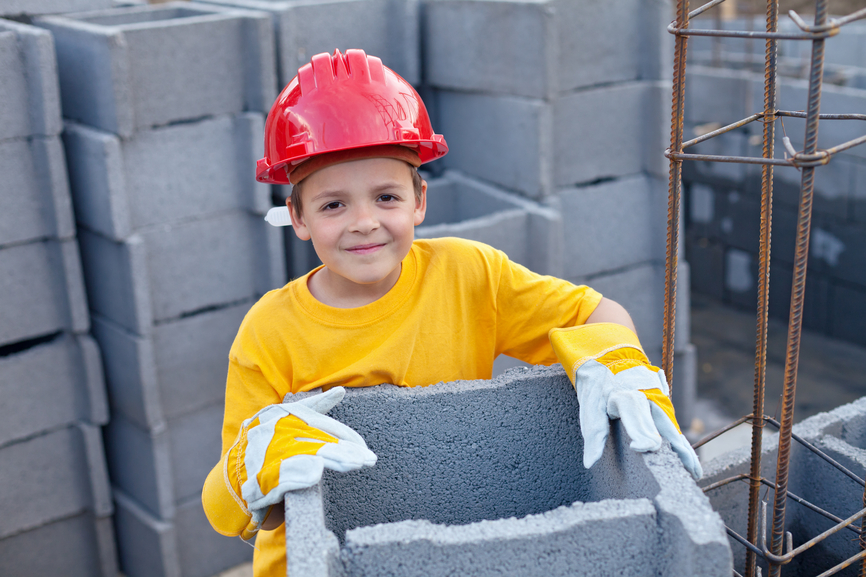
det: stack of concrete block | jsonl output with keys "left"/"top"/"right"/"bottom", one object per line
{"left": 33, "top": 4, "right": 285, "bottom": 576}
{"left": 0, "top": 0, "right": 114, "bottom": 19}
{"left": 282, "top": 365, "right": 732, "bottom": 576}
{"left": 422, "top": 0, "right": 698, "bottom": 422}
{"left": 0, "top": 19, "right": 116, "bottom": 577}
{"left": 198, "top": 0, "right": 420, "bottom": 87}
{"left": 683, "top": 50, "right": 866, "bottom": 346}
{"left": 702, "top": 396, "right": 866, "bottom": 575}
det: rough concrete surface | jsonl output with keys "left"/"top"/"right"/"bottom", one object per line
{"left": 284, "top": 365, "right": 731, "bottom": 576}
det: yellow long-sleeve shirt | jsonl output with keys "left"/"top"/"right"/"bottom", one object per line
{"left": 209, "top": 237, "right": 602, "bottom": 575}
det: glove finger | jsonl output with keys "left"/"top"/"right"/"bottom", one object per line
{"left": 316, "top": 440, "right": 378, "bottom": 473}
{"left": 287, "top": 404, "right": 368, "bottom": 447}
{"left": 574, "top": 362, "right": 616, "bottom": 469}
{"left": 293, "top": 386, "right": 345, "bottom": 414}
{"left": 607, "top": 389, "right": 662, "bottom": 453}
{"left": 649, "top": 404, "right": 703, "bottom": 480}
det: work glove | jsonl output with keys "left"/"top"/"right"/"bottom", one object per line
{"left": 549, "top": 323, "right": 702, "bottom": 480}
{"left": 203, "top": 387, "right": 376, "bottom": 539}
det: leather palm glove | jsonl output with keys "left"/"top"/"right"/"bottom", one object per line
{"left": 549, "top": 323, "right": 702, "bottom": 480}
{"left": 203, "top": 387, "right": 376, "bottom": 540}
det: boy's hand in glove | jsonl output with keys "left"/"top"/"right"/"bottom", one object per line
{"left": 549, "top": 323, "right": 702, "bottom": 480}
{"left": 203, "top": 386, "right": 376, "bottom": 539}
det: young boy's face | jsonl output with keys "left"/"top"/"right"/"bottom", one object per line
{"left": 288, "top": 157, "right": 427, "bottom": 304}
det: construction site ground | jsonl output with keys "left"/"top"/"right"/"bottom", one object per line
{"left": 692, "top": 293, "right": 866, "bottom": 461}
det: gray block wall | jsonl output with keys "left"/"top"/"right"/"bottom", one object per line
{"left": 31, "top": 4, "right": 286, "bottom": 576}
{"left": 0, "top": 19, "right": 116, "bottom": 577}
{"left": 420, "top": 0, "right": 696, "bottom": 418}
{"left": 702, "top": 396, "right": 866, "bottom": 576}
{"left": 683, "top": 51, "right": 866, "bottom": 346}
{"left": 198, "top": 0, "right": 420, "bottom": 86}
{"left": 282, "top": 365, "right": 732, "bottom": 576}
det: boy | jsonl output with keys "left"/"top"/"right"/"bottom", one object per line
{"left": 202, "top": 49, "right": 700, "bottom": 576}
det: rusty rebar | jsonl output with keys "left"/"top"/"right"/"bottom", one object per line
{"left": 861, "top": 482, "right": 866, "bottom": 577}
{"left": 745, "top": 1, "right": 779, "bottom": 573}
{"left": 767, "top": 1, "right": 828, "bottom": 574}
{"left": 662, "top": 0, "right": 691, "bottom": 391}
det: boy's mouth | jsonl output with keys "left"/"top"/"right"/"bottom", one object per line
{"left": 346, "top": 243, "right": 385, "bottom": 255}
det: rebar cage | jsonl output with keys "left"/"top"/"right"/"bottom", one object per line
{"left": 661, "top": 0, "right": 866, "bottom": 575}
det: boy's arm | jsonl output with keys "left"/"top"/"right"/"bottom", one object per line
{"left": 583, "top": 297, "right": 636, "bottom": 333}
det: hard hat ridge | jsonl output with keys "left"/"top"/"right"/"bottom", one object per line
{"left": 256, "top": 49, "right": 447, "bottom": 185}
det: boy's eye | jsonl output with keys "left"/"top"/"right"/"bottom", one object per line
{"left": 378, "top": 194, "right": 398, "bottom": 202}
{"left": 322, "top": 201, "right": 343, "bottom": 211}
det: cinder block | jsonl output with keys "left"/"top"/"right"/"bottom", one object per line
{"left": 558, "top": 175, "right": 660, "bottom": 279}
{"left": 686, "top": 236, "right": 726, "bottom": 301}
{"left": 0, "top": 20, "right": 62, "bottom": 139}
{"left": 113, "top": 489, "right": 252, "bottom": 577}
{"left": 35, "top": 3, "right": 276, "bottom": 137}
{"left": 283, "top": 366, "right": 731, "bottom": 576}
{"left": 423, "top": 0, "right": 649, "bottom": 98}
{"left": 436, "top": 90, "right": 551, "bottom": 199}
{"left": 103, "top": 404, "right": 223, "bottom": 519}
{"left": 816, "top": 221, "right": 866, "bottom": 288}
{"left": 417, "top": 171, "right": 563, "bottom": 276}
{"left": 0, "top": 333, "right": 107, "bottom": 447}
{"left": 0, "top": 0, "right": 113, "bottom": 17}
{"left": 0, "top": 512, "right": 117, "bottom": 577}
{"left": 672, "top": 342, "right": 697, "bottom": 429}
{"left": 685, "top": 66, "right": 753, "bottom": 126}
{"left": 830, "top": 283, "right": 866, "bottom": 347}
{"left": 0, "top": 135, "right": 75, "bottom": 247}
{"left": 702, "top": 396, "right": 866, "bottom": 575}
{"left": 63, "top": 115, "right": 270, "bottom": 241}
{"left": 0, "top": 423, "right": 112, "bottom": 539}
{"left": 202, "top": 0, "right": 419, "bottom": 86}
{"left": 92, "top": 302, "right": 248, "bottom": 429}
{"left": 553, "top": 81, "right": 653, "bottom": 187}
{"left": 852, "top": 160, "right": 866, "bottom": 223}
{"left": 572, "top": 263, "right": 664, "bottom": 363}
{"left": 77, "top": 211, "right": 284, "bottom": 335}
{"left": 0, "top": 238, "right": 89, "bottom": 346}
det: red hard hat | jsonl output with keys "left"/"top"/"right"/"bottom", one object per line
{"left": 256, "top": 49, "right": 448, "bottom": 185}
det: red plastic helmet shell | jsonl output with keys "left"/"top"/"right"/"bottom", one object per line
{"left": 256, "top": 49, "right": 448, "bottom": 185}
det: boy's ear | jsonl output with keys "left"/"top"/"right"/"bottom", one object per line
{"left": 413, "top": 179, "right": 427, "bottom": 226}
{"left": 287, "top": 198, "right": 311, "bottom": 241}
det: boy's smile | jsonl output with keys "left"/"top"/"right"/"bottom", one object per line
{"left": 288, "top": 157, "right": 427, "bottom": 308}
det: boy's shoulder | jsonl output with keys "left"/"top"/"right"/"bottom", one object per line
{"left": 413, "top": 236, "right": 506, "bottom": 265}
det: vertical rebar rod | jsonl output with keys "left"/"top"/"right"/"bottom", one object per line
{"left": 745, "top": 2, "right": 779, "bottom": 575}
{"left": 860, "top": 482, "right": 866, "bottom": 577}
{"left": 663, "top": 0, "right": 691, "bottom": 392}
{"left": 767, "top": 2, "right": 828, "bottom": 575}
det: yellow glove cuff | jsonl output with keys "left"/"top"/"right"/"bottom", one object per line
{"left": 549, "top": 322, "right": 651, "bottom": 381}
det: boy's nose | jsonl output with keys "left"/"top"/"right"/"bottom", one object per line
{"left": 349, "top": 204, "right": 379, "bottom": 234}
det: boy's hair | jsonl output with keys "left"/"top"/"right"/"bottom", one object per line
{"left": 290, "top": 163, "right": 424, "bottom": 218}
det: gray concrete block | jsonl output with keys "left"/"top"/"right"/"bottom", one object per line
{"left": 35, "top": 3, "right": 276, "bottom": 137}
{"left": 851, "top": 160, "right": 866, "bottom": 223}
{"left": 174, "top": 495, "right": 253, "bottom": 577}
{"left": 572, "top": 263, "right": 665, "bottom": 363}
{"left": 113, "top": 489, "right": 181, "bottom": 577}
{"left": 830, "top": 283, "right": 866, "bottom": 347}
{"left": 284, "top": 366, "right": 730, "bottom": 576}
{"left": 77, "top": 211, "right": 284, "bottom": 335}
{"left": 423, "top": 0, "right": 648, "bottom": 97}
{"left": 702, "top": 396, "right": 866, "bottom": 575}
{"left": 0, "top": 0, "right": 112, "bottom": 17}
{"left": 0, "top": 512, "right": 117, "bottom": 577}
{"left": 0, "top": 238, "right": 89, "bottom": 346}
{"left": 436, "top": 89, "right": 551, "bottom": 199}
{"left": 672, "top": 342, "right": 697, "bottom": 430}
{"left": 64, "top": 115, "right": 270, "bottom": 241}
{"left": 0, "top": 20, "right": 62, "bottom": 139}
{"left": 104, "top": 403, "right": 223, "bottom": 518}
{"left": 417, "top": 171, "right": 563, "bottom": 276}
{"left": 203, "top": 0, "right": 419, "bottom": 86}
{"left": 554, "top": 82, "right": 652, "bottom": 187}
{"left": 0, "top": 136, "right": 75, "bottom": 247}
{"left": 685, "top": 66, "right": 753, "bottom": 126}
{"left": 558, "top": 175, "right": 659, "bottom": 279}
{"left": 0, "top": 424, "right": 111, "bottom": 539}
{"left": 0, "top": 333, "right": 107, "bottom": 447}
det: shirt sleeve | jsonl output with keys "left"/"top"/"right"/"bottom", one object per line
{"left": 493, "top": 251, "right": 602, "bottom": 366}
